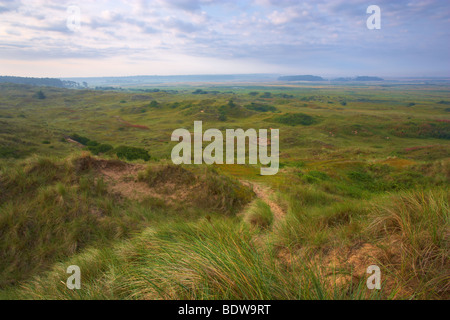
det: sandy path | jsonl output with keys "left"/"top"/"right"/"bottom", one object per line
{"left": 241, "top": 180, "right": 285, "bottom": 223}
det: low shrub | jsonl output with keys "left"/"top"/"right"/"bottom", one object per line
{"left": 114, "top": 146, "right": 150, "bottom": 161}
{"left": 272, "top": 113, "right": 317, "bottom": 126}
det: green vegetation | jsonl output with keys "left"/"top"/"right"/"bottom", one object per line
{"left": 272, "top": 112, "right": 317, "bottom": 126}
{"left": 89, "top": 143, "right": 113, "bottom": 155}
{"left": 245, "top": 102, "right": 277, "bottom": 112}
{"left": 34, "top": 90, "right": 46, "bottom": 100}
{"left": 69, "top": 134, "right": 147, "bottom": 158}
{"left": 244, "top": 199, "right": 274, "bottom": 229}
{"left": 139, "top": 165, "right": 253, "bottom": 215}
{"left": 0, "top": 146, "right": 20, "bottom": 159}
{"left": 0, "top": 82, "right": 449, "bottom": 300}
{"left": 114, "top": 146, "right": 150, "bottom": 161}
{"left": 391, "top": 121, "right": 450, "bottom": 140}
{"left": 70, "top": 134, "right": 91, "bottom": 146}
{"left": 0, "top": 155, "right": 135, "bottom": 287}
{"left": 0, "top": 76, "right": 79, "bottom": 88}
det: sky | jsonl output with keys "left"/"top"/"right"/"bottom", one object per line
{"left": 0, "top": 0, "right": 449, "bottom": 78}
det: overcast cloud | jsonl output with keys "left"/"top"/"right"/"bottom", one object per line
{"left": 0, "top": 0, "right": 449, "bottom": 77}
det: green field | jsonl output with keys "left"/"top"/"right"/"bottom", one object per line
{"left": 0, "top": 82, "right": 448, "bottom": 299}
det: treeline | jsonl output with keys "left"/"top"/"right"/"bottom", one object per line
{"left": 0, "top": 76, "right": 82, "bottom": 88}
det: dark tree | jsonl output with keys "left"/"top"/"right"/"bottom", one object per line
{"left": 35, "top": 90, "right": 46, "bottom": 99}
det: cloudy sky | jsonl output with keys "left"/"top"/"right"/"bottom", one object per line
{"left": 0, "top": 0, "right": 449, "bottom": 77}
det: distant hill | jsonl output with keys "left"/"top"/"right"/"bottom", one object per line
{"left": 354, "top": 76, "right": 384, "bottom": 81}
{"left": 278, "top": 75, "right": 325, "bottom": 81}
{"left": 0, "top": 76, "right": 81, "bottom": 88}
{"left": 333, "top": 76, "right": 384, "bottom": 82}
{"left": 333, "top": 77, "right": 352, "bottom": 81}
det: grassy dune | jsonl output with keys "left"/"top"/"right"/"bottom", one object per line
{"left": 0, "top": 83, "right": 448, "bottom": 299}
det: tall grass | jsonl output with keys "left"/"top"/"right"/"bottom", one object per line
{"left": 0, "top": 156, "right": 159, "bottom": 287}
{"left": 271, "top": 176, "right": 448, "bottom": 299}
{"left": 243, "top": 199, "right": 274, "bottom": 230}
{"left": 139, "top": 164, "right": 254, "bottom": 215}
{"left": 3, "top": 219, "right": 379, "bottom": 300}
{"left": 366, "top": 189, "right": 449, "bottom": 299}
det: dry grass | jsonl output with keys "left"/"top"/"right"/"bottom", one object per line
{"left": 367, "top": 189, "right": 449, "bottom": 299}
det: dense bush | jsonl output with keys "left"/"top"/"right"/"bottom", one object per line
{"left": 88, "top": 144, "right": 113, "bottom": 155}
{"left": 192, "top": 89, "right": 208, "bottom": 95}
{"left": 216, "top": 100, "right": 252, "bottom": 119}
{"left": 245, "top": 103, "right": 277, "bottom": 112}
{"left": 114, "top": 146, "right": 150, "bottom": 161}
{"left": 69, "top": 134, "right": 90, "bottom": 145}
{"left": 218, "top": 112, "right": 227, "bottom": 121}
{"left": 86, "top": 140, "right": 99, "bottom": 147}
{"left": 34, "top": 90, "right": 46, "bottom": 99}
{"left": 149, "top": 101, "right": 160, "bottom": 108}
{"left": 272, "top": 113, "right": 317, "bottom": 126}
{"left": 69, "top": 134, "right": 148, "bottom": 158}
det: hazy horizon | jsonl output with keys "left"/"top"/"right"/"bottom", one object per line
{"left": 1, "top": 0, "right": 449, "bottom": 78}
{"left": 3, "top": 74, "right": 450, "bottom": 81}
{"left": 60, "top": 74, "right": 450, "bottom": 80}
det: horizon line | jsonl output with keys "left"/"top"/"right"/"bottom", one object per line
{"left": 2, "top": 74, "right": 450, "bottom": 80}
